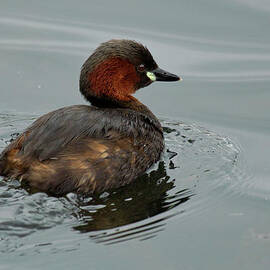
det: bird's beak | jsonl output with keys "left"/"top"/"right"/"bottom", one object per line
{"left": 147, "top": 67, "right": 181, "bottom": 82}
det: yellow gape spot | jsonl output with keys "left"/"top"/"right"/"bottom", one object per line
{"left": 146, "top": 72, "right": 156, "bottom": 81}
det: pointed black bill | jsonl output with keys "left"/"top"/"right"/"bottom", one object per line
{"left": 152, "top": 67, "right": 181, "bottom": 82}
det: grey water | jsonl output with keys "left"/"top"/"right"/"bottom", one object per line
{"left": 0, "top": 0, "right": 270, "bottom": 269}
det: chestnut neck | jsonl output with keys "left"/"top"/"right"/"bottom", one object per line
{"left": 80, "top": 57, "right": 156, "bottom": 117}
{"left": 87, "top": 93, "right": 153, "bottom": 115}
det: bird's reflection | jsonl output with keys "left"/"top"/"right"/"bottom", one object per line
{"left": 71, "top": 160, "right": 193, "bottom": 244}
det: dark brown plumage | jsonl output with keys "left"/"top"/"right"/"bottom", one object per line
{"left": 0, "top": 39, "right": 180, "bottom": 195}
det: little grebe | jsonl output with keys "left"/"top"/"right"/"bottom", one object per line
{"left": 0, "top": 39, "right": 180, "bottom": 195}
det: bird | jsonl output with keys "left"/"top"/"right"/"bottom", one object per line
{"left": 0, "top": 39, "right": 180, "bottom": 196}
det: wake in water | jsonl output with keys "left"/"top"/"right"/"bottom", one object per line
{"left": 0, "top": 112, "right": 240, "bottom": 252}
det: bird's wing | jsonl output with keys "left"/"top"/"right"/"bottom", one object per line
{"left": 6, "top": 105, "right": 130, "bottom": 162}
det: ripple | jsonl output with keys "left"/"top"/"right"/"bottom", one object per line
{"left": 1, "top": 15, "right": 269, "bottom": 50}
{"left": 1, "top": 16, "right": 269, "bottom": 83}
{"left": 0, "top": 112, "right": 243, "bottom": 250}
{"left": 235, "top": 0, "right": 270, "bottom": 13}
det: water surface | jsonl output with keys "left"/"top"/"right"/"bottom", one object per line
{"left": 0, "top": 0, "right": 270, "bottom": 269}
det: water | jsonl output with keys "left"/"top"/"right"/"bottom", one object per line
{"left": 0, "top": 0, "right": 270, "bottom": 269}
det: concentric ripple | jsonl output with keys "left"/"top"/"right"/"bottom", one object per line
{"left": 0, "top": 112, "right": 241, "bottom": 252}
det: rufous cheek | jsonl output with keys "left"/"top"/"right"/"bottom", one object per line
{"left": 89, "top": 57, "right": 139, "bottom": 100}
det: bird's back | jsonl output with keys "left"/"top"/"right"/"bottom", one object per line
{"left": 0, "top": 105, "right": 164, "bottom": 195}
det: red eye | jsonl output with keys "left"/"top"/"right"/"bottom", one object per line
{"left": 137, "top": 64, "right": 145, "bottom": 72}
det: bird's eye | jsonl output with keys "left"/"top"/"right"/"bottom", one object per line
{"left": 137, "top": 64, "right": 145, "bottom": 72}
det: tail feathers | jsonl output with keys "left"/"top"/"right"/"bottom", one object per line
{"left": 0, "top": 155, "right": 7, "bottom": 176}
{"left": 0, "top": 150, "right": 25, "bottom": 179}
